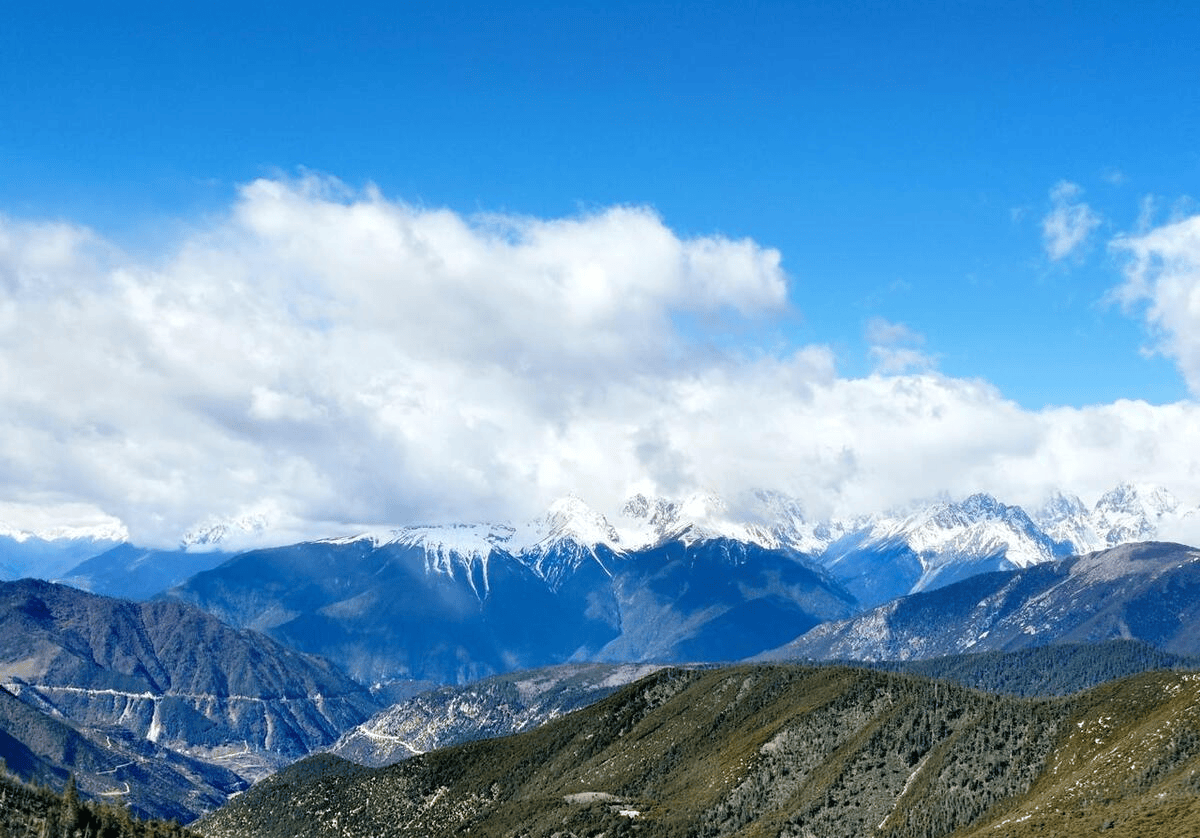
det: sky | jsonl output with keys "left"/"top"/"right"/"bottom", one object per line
{"left": 3, "top": 1, "right": 1200, "bottom": 544}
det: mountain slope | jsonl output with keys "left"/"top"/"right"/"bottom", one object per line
{"left": 330, "top": 662, "right": 666, "bottom": 767}
{"left": 758, "top": 541, "right": 1200, "bottom": 662}
{"left": 167, "top": 537, "right": 605, "bottom": 686}
{"left": 0, "top": 772, "right": 203, "bottom": 838}
{"left": 196, "top": 665, "right": 1200, "bottom": 838}
{"left": 0, "top": 579, "right": 379, "bottom": 782}
{"left": 59, "top": 543, "right": 232, "bottom": 601}
{"left": 593, "top": 537, "right": 855, "bottom": 663}
{"left": 0, "top": 684, "right": 246, "bottom": 822}
{"left": 168, "top": 532, "right": 855, "bottom": 686}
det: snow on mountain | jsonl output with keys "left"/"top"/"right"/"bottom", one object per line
{"left": 1034, "top": 491, "right": 1105, "bottom": 554}
{"left": 758, "top": 541, "right": 1200, "bottom": 662}
{"left": 1034, "top": 482, "right": 1192, "bottom": 555}
{"left": 329, "top": 662, "right": 666, "bottom": 767}
{"left": 0, "top": 520, "right": 127, "bottom": 581}
{"left": 181, "top": 512, "right": 274, "bottom": 550}
{"left": 616, "top": 490, "right": 782, "bottom": 549}
{"left": 1092, "top": 482, "right": 1180, "bottom": 545}
{"left": 2, "top": 520, "right": 129, "bottom": 544}
{"left": 513, "top": 497, "right": 623, "bottom": 591}
{"left": 816, "top": 492, "right": 1073, "bottom": 608}
{"left": 887, "top": 492, "right": 1064, "bottom": 571}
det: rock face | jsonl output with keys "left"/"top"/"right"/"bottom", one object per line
{"left": 0, "top": 579, "right": 379, "bottom": 781}
{"left": 757, "top": 541, "right": 1200, "bottom": 662}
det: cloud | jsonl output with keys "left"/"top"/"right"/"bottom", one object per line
{"left": 1112, "top": 213, "right": 1200, "bottom": 393}
{"left": 3, "top": 177, "right": 1200, "bottom": 545}
{"left": 1042, "top": 180, "right": 1102, "bottom": 261}
{"left": 865, "top": 317, "right": 935, "bottom": 374}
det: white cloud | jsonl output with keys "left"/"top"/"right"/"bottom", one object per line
{"left": 1042, "top": 180, "right": 1102, "bottom": 261}
{"left": 4, "top": 177, "right": 1200, "bottom": 545}
{"left": 1112, "top": 212, "right": 1200, "bottom": 393}
{"left": 865, "top": 317, "right": 935, "bottom": 374}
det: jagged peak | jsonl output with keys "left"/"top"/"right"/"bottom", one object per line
{"left": 1094, "top": 482, "right": 1179, "bottom": 516}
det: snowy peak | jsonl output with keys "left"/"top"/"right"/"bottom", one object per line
{"left": 1034, "top": 483, "right": 1191, "bottom": 555}
{"left": 181, "top": 510, "right": 274, "bottom": 550}
{"left": 516, "top": 497, "right": 623, "bottom": 590}
{"left": 617, "top": 490, "right": 781, "bottom": 549}
{"left": 0, "top": 519, "right": 128, "bottom": 545}
{"left": 526, "top": 496, "right": 622, "bottom": 553}
{"left": 1092, "top": 482, "right": 1180, "bottom": 546}
{"left": 874, "top": 492, "right": 1062, "bottom": 570}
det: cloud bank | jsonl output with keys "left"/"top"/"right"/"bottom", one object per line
{"left": 2, "top": 175, "right": 1200, "bottom": 545}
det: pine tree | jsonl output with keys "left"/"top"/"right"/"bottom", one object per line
{"left": 61, "top": 775, "right": 80, "bottom": 838}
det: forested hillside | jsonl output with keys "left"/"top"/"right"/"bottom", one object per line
{"left": 878, "top": 639, "right": 1200, "bottom": 697}
{"left": 0, "top": 772, "right": 200, "bottom": 838}
{"left": 197, "top": 665, "right": 1200, "bottom": 838}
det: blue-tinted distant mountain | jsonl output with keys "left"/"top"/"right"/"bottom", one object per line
{"left": 166, "top": 509, "right": 856, "bottom": 687}
{"left": 166, "top": 531, "right": 608, "bottom": 687}
{"left": 757, "top": 541, "right": 1200, "bottom": 662}
{"left": 0, "top": 579, "right": 379, "bottom": 784}
{"left": 592, "top": 537, "right": 855, "bottom": 663}
{"left": 58, "top": 544, "right": 232, "bottom": 601}
{"left": 0, "top": 522, "right": 124, "bottom": 581}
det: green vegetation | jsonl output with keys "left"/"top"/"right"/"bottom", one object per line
{"left": 195, "top": 664, "right": 1200, "bottom": 838}
{"left": 874, "top": 639, "right": 1200, "bottom": 697}
{"left": 0, "top": 771, "right": 199, "bottom": 838}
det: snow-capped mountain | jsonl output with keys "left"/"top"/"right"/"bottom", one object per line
{"left": 513, "top": 497, "right": 624, "bottom": 591}
{"left": 181, "top": 511, "right": 275, "bottom": 549}
{"left": 616, "top": 490, "right": 783, "bottom": 549}
{"left": 165, "top": 496, "right": 857, "bottom": 686}
{"left": 813, "top": 493, "right": 1073, "bottom": 608}
{"left": 1034, "top": 482, "right": 1191, "bottom": 555}
{"left": 0, "top": 521, "right": 126, "bottom": 581}
{"left": 757, "top": 541, "right": 1200, "bottom": 662}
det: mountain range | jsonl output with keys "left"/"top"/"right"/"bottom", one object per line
{"left": 2, "top": 482, "right": 1200, "bottom": 829}
{"left": 758, "top": 541, "right": 1200, "bottom": 662}
{"left": 329, "top": 662, "right": 665, "bottom": 767}
{"left": 164, "top": 530, "right": 856, "bottom": 686}
{"left": 6, "top": 482, "right": 1191, "bottom": 601}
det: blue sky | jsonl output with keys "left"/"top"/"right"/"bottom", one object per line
{"left": 3, "top": 2, "right": 1200, "bottom": 540}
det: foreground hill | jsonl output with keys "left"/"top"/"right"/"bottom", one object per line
{"left": 196, "top": 665, "right": 1200, "bottom": 838}
{"left": 758, "top": 541, "right": 1200, "bottom": 662}
{"left": 0, "top": 579, "right": 379, "bottom": 785}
